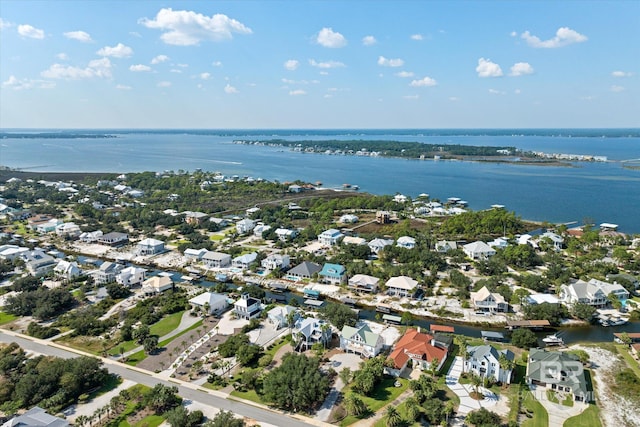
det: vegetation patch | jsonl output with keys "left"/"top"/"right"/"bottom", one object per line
{"left": 563, "top": 404, "right": 602, "bottom": 427}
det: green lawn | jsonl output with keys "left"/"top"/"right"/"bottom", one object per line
{"left": 0, "top": 312, "right": 17, "bottom": 325}
{"left": 372, "top": 401, "right": 422, "bottom": 427}
{"left": 615, "top": 344, "right": 640, "bottom": 378}
{"left": 210, "top": 234, "right": 225, "bottom": 241}
{"left": 265, "top": 336, "right": 290, "bottom": 357}
{"left": 521, "top": 391, "right": 549, "bottom": 427}
{"left": 563, "top": 404, "right": 602, "bottom": 427}
{"left": 149, "top": 311, "right": 184, "bottom": 337}
{"left": 230, "top": 388, "right": 263, "bottom": 405}
{"left": 547, "top": 389, "right": 559, "bottom": 404}
{"left": 340, "top": 377, "right": 409, "bottom": 426}
{"left": 158, "top": 319, "right": 203, "bottom": 347}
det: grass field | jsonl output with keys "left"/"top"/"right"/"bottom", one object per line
{"left": 521, "top": 390, "right": 549, "bottom": 427}
{"left": 108, "top": 311, "right": 188, "bottom": 356}
{"left": 0, "top": 312, "right": 17, "bottom": 325}
{"left": 340, "top": 377, "right": 409, "bottom": 426}
{"left": 563, "top": 404, "right": 602, "bottom": 427}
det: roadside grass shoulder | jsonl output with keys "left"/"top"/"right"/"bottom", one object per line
{"left": 0, "top": 312, "right": 17, "bottom": 325}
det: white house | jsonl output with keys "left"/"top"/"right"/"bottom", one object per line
{"left": 275, "top": 228, "right": 298, "bottom": 241}
{"left": 234, "top": 293, "right": 262, "bottom": 319}
{"left": 435, "top": 240, "right": 457, "bottom": 253}
{"left": 55, "top": 222, "right": 81, "bottom": 239}
{"left": 343, "top": 236, "right": 367, "bottom": 246}
{"left": 340, "top": 323, "right": 384, "bottom": 358}
{"left": 539, "top": 232, "right": 564, "bottom": 251}
{"left": 236, "top": 218, "right": 256, "bottom": 235}
{"left": 292, "top": 317, "right": 332, "bottom": 351}
{"left": 1, "top": 406, "right": 69, "bottom": 427}
{"left": 470, "top": 286, "right": 509, "bottom": 313}
{"left": 136, "top": 238, "right": 165, "bottom": 256}
{"left": 396, "top": 236, "right": 416, "bottom": 249}
{"left": 348, "top": 274, "right": 380, "bottom": 293}
{"left": 232, "top": 252, "right": 258, "bottom": 270}
{"left": 184, "top": 248, "right": 208, "bottom": 260}
{"left": 253, "top": 223, "right": 271, "bottom": 238}
{"left": 318, "top": 228, "right": 344, "bottom": 246}
{"left": 267, "top": 305, "right": 299, "bottom": 329}
{"left": 559, "top": 279, "right": 629, "bottom": 308}
{"left": 142, "top": 276, "right": 173, "bottom": 295}
{"left": 386, "top": 276, "right": 419, "bottom": 298}
{"left": 339, "top": 214, "right": 359, "bottom": 224}
{"left": 393, "top": 194, "right": 408, "bottom": 203}
{"left": 53, "top": 260, "right": 81, "bottom": 280}
{"left": 92, "top": 261, "right": 124, "bottom": 285}
{"left": 488, "top": 237, "right": 509, "bottom": 249}
{"left": 22, "top": 250, "right": 57, "bottom": 276}
{"left": 116, "top": 266, "right": 147, "bottom": 287}
{"left": 79, "top": 230, "right": 103, "bottom": 243}
{"left": 463, "top": 241, "right": 496, "bottom": 260}
{"left": 464, "top": 345, "right": 515, "bottom": 384}
{"left": 202, "top": 251, "right": 231, "bottom": 269}
{"left": 189, "top": 292, "right": 228, "bottom": 315}
{"left": 0, "top": 245, "right": 29, "bottom": 261}
{"left": 98, "top": 232, "right": 129, "bottom": 247}
{"left": 368, "top": 238, "right": 394, "bottom": 255}
{"left": 261, "top": 254, "right": 290, "bottom": 271}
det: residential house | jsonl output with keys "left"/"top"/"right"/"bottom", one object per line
{"left": 376, "top": 211, "right": 391, "bottom": 224}
{"left": 267, "top": 305, "right": 299, "bottom": 329}
{"left": 288, "top": 184, "right": 302, "bottom": 193}
{"left": 232, "top": 252, "right": 258, "bottom": 270}
{"left": 318, "top": 229, "right": 344, "bottom": 246}
{"left": 261, "top": 254, "right": 290, "bottom": 271}
{"left": 236, "top": 218, "right": 256, "bottom": 235}
{"left": 393, "top": 194, "right": 408, "bottom": 204}
{"left": 526, "top": 349, "right": 589, "bottom": 403}
{"left": 2, "top": 406, "right": 69, "bottom": 427}
{"left": 396, "top": 236, "right": 416, "bottom": 249}
{"left": 234, "top": 293, "right": 262, "bottom": 319}
{"left": 435, "top": 240, "right": 457, "bottom": 253}
{"left": 488, "top": 237, "right": 509, "bottom": 249}
{"left": 463, "top": 241, "right": 496, "bottom": 260}
{"left": 22, "top": 250, "right": 56, "bottom": 276}
{"left": 184, "top": 211, "right": 208, "bottom": 225}
{"left": 202, "top": 251, "right": 231, "bottom": 269}
{"left": 539, "top": 232, "right": 564, "bottom": 251}
{"left": 116, "top": 266, "right": 147, "bottom": 287}
{"left": 287, "top": 261, "right": 322, "bottom": 280}
{"left": 387, "top": 328, "right": 447, "bottom": 377}
{"left": 93, "top": 261, "right": 124, "bottom": 285}
{"left": 607, "top": 273, "right": 639, "bottom": 290}
{"left": 53, "top": 260, "right": 81, "bottom": 281}
{"left": 348, "top": 274, "right": 380, "bottom": 293}
{"left": 471, "top": 286, "right": 509, "bottom": 313}
{"left": 340, "top": 323, "right": 384, "bottom": 358}
{"left": 464, "top": 345, "right": 515, "bottom": 384}
{"left": 368, "top": 238, "right": 394, "bottom": 255}
{"left": 246, "top": 207, "right": 261, "bottom": 217}
{"left": 559, "top": 279, "right": 629, "bottom": 308}
{"left": 319, "top": 263, "right": 347, "bottom": 284}
{"left": 36, "top": 219, "right": 63, "bottom": 234}
{"left": 79, "top": 230, "right": 103, "bottom": 243}
{"left": 209, "top": 217, "right": 229, "bottom": 228}
{"left": 253, "top": 223, "right": 271, "bottom": 238}
{"left": 136, "top": 238, "right": 165, "bottom": 256}
{"left": 0, "top": 245, "right": 29, "bottom": 261}
{"left": 292, "top": 317, "right": 332, "bottom": 351}
{"left": 275, "top": 228, "right": 298, "bottom": 241}
{"left": 142, "top": 276, "right": 173, "bottom": 295}
{"left": 342, "top": 236, "right": 367, "bottom": 246}
{"left": 385, "top": 276, "right": 419, "bottom": 298}
{"left": 55, "top": 222, "right": 81, "bottom": 239}
{"left": 189, "top": 292, "right": 228, "bottom": 315}
{"left": 339, "top": 214, "right": 359, "bottom": 224}
{"left": 184, "top": 248, "right": 208, "bottom": 260}
{"left": 98, "top": 232, "right": 129, "bottom": 247}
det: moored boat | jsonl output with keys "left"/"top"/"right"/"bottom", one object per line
{"left": 542, "top": 334, "right": 564, "bottom": 346}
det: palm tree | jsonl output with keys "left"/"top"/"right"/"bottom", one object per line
{"left": 384, "top": 405, "right": 402, "bottom": 427}
{"left": 470, "top": 373, "right": 483, "bottom": 399}
{"left": 459, "top": 339, "right": 468, "bottom": 374}
{"left": 75, "top": 415, "right": 88, "bottom": 427}
{"left": 429, "top": 357, "right": 440, "bottom": 378}
{"left": 498, "top": 353, "right": 515, "bottom": 385}
{"left": 321, "top": 323, "right": 331, "bottom": 348}
{"left": 343, "top": 393, "right": 367, "bottom": 416}
{"left": 404, "top": 397, "right": 421, "bottom": 422}
{"left": 444, "top": 401, "right": 455, "bottom": 423}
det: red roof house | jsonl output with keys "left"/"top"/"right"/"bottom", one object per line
{"left": 387, "top": 328, "right": 447, "bottom": 377}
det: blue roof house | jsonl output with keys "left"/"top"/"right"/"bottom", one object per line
{"left": 319, "top": 263, "right": 346, "bottom": 285}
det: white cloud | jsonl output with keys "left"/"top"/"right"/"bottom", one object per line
{"left": 410, "top": 76, "right": 437, "bottom": 87}
{"left": 489, "top": 88, "right": 506, "bottom": 95}
{"left": 510, "top": 31, "right": 517, "bottom": 37}
{"left": 129, "top": 31, "right": 142, "bottom": 38}
{"left": 2, "top": 75, "right": 55, "bottom": 90}
{"left": 449, "top": 96, "right": 459, "bottom": 101}
{"left": 56, "top": 53, "right": 69, "bottom": 60}
{"left": 18, "top": 24, "right": 44, "bottom": 39}
{"left": 362, "top": 35, "right": 376, "bottom": 46}
{"left": 319, "top": 71, "right": 329, "bottom": 75}
{"left": 151, "top": 55, "right": 169, "bottom": 64}
{"left": 96, "top": 43, "right": 133, "bottom": 58}
{"left": 284, "top": 59, "right": 300, "bottom": 71}
{"left": 140, "top": 8, "right": 252, "bottom": 46}
{"left": 130, "top": 64, "right": 151, "bottom": 72}
{"left": 514, "top": 89, "right": 521, "bottom": 94}
{"left": 395, "top": 71, "right": 414, "bottom": 78}
{"left": 521, "top": 27, "right": 587, "bottom": 48}
{"left": 509, "top": 62, "right": 534, "bottom": 76}
{"left": 281, "top": 78, "right": 318, "bottom": 85}
{"left": 309, "top": 59, "right": 345, "bottom": 69}
{"left": 611, "top": 70, "right": 632, "bottom": 77}
{"left": 224, "top": 83, "right": 238, "bottom": 94}
{"left": 177, "top": 63, "right": 189, "bottom": 68}
{"left": 289, "top": 89, "right": 306, "bottom": 96}
{"left": 611, "top": 85, "right": 625, "bottom": 92}
{"left": 410, "top": 34, "right": 423, "bottom": 41}
{"left": 116, "top": 84, "right": 132, "bottom": 90}
{"left": 476, "top": 58, "right": 503, "bottom": 78}
{"left": 212, "top": 61, "right": 223, "bottom": 67}
{"left": 316, "top": 27, "right": 346, "bottom": 48}
{"left": 41, "top": 57, "right": 112, "bottom": 79}
{"left": 580, "top": 96, "right": 595, "bottom": 101}
{"left": 157, "top": 81, "right": 172, "bottom": 87}
{"left": 403, "top": 95, "right": 419, "bottom": 99}
{"left": 170, "top": 69, "right": 182, "bottom": 73}
{"left": 0, "top": 18, "right": 13, "bottom": 30}
{"left": 378, "top": 56, "right": 404, "bottom": 67}
{"left": 200, "top": 72, "right": 211, "bottom": 80}
{"left": 64, "top": 30, "right": 93, "bottom": 42}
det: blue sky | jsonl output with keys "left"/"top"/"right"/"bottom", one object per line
{"left": 1, "top": 0, "right": 638, "bottom": 128}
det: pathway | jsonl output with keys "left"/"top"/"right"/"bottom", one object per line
{"left": 445, "top": 357, "right": 499, "bottom": 415}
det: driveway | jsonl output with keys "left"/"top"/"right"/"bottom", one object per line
{"left": 529, "top": 384, "right": 587, "bottom": 426}
{"left": 446, "top": 357, "right": 499, "bottom": 415}
{"left": 64, "top": 380, "right": 135, "bottom": 423}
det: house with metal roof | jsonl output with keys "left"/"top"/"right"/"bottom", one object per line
{"left": 471, "top": 286, "right": 509, "bottom": 313}
{"left": 2, "top": 406, "right": 68, "bottom": 427}
{"left": 287, "top": 261, "right": 322, "bottom": 280}
{"left": 385, "top": 276, "right": 419, "bottom": 298}
{"left": 236, "top": 218, "right": 256, "bottom": 235}
{"left": 368, "top": 238, "right": 394, "bottom": 255}
{"left": 526, "top": 349, "right": 589, "bottom": 404}
{"left": 202, "top": 251, "right": 231, "bottom": 269}
{"left": 340, "top": 323, "right": 384, "bottom": 358}
{"left": 232, "top": 252, "right": 258, "bottom": 270}
{"left": 189, "top": 292, "right": 228, "bottom": 315}
{"left": 319, "top": 263, "right": 346, "bottom": 284}
{"left": 396, "top": 236, "right": 416, "bottom": 249}
{"left": 348, "top": 274, "right": 380, "bottom": 293}
{"left": 318, "top": 228, "right": 344, "bottom": 246}
{"left": 136, "top": 238, "right": 165, "bottom": 256}
{"left": 116, "top": 266, "right": 147, "bottom": 287}
{"left": 464, "top": 345, "right": 515, "bottom": 384}
{"left": 559, "top": 278, "right": 629, "bottom": 308}
{"left": 292, "top": 317, "right": 332, "bottom": 351}
{"left": 463, "top": 241, "right": 496, "bottom": 260}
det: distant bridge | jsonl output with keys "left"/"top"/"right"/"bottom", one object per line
{"left": 620, "top": 158, "right": 640, "bottom": 163}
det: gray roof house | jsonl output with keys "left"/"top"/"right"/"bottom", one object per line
{"left": 464, "top": 345, "right": 515, "bottom": 384}
{"left": 340, "top": 323, "right": 384, "bottom": 358}
{"left": 136, "top": 238, "right": 165, "bottom": 256}
{"left": 93, "top": 261, "right": 124, "bottom": 285}
{"left": 22, "top": 250, "right": 56, "bottom": 276}
{"left": 526, "top": 348, "right": 589, "bottom": 403}
{"left": 202, "top": 251, "right": 231, "bottom": 269}
{"left": 287, "top": 261, "right": 322, "bottom": 280}
{"left": 2, "top": 406, "right": 69, "bottom": 427}
{"left": 292, "top": 317, "right": 332, "bottom": 351}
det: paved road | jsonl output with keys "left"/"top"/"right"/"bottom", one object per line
{"left": 0, "top": 331, "right": 325, "bottom": 427}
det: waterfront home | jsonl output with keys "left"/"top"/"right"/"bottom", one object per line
{"left": 287, "top": 261, "right": 322, "bottom": 280}
{"left": 435, "top": 240, "right": 457, "bottom": 253}
{"left": 464, "top": 345, "right": 515, "bottom": 384}
{"left": 396, "top": 236, "right": 416, "bottom": 249}
{"left": 319, "top": 263, "right": 347, "bottom": 284}
{"left": 339, "top": 214, "right": 359, "bottom": 224}
{"left": 253, "top": 223, "right": 271, "bottom": 238}
{"left": 559, "top": 279, "right": 629, "bottom": 308}
{"left": 488, "top": 237, "right": 509, "bottom": 249}
{"left": 463, "top": 241, "right": 496, "bottom": 260}
{"left": 376, "top": 211, "right": 391, "bottom": 224}
{"left": 387, "top": 328, "right": 447, "bottom": 377}
{"left": 526, "top": 294, "right": 560, "bottom": 305}
{"left": 236, "top": 218, "right": 256, "bottom": 235}
{"left": 0, "top": 245, "right": 29, "bottom": 261}
{"left": 340, "top": 323, "right": 384, "bottom": 358}
{"left": 288, "top": 184, "right": 302, "bottom": 193}
{"left": 79, "top": 230, "right": 103, "bottom": 243}
{"left": 318, "top": 228, "right": 344, "bottom": 247}
{"left": 539, "top": 232, "right": 564, "bottom": 251}
{"left": 92, "top": 261, "right": 124, "bottom": 285}
{"left": 393, "top": 194, "right": 408, "bottom": 203}
{"left": 292, "top": 317, "right": 332, "bottom": 351}
{"left": 275, "top": 228, "right": 298, "bottom": 241}
{"left": 189, "top": 292, "right": 228, "bottom": 315}
{"left": 385, "top": 276, "right": 419, "bottom": 298}
{"left": 232, "top": 252, "right": 258, "bottom": 270}
{"left": 22, "top": 250, "right": 57, "bottom": 276}
{"left": 55, "top": 222, "right": 81, "bottom": 239}
{"left": 142, "top": 276, "right": 173, "bottom": 295}
{"left": 184, "top": 248, "right": 208, "bottom": 260}
{"left": 202, "top": 251, "right": 231, "bottom": 269}
{"left": 209, "top": 217, "right": 230, "bottom": 228}
{"left": 471, "top": 286, "right": 509, "bottom": 313}
{"left": 267, "top": 305, "right": 299, "bottom": 329}
{"left": 348, "top": 274, "right": 380, "bottom": 293}
{"left": 607, "top": 273, "right": 639, "bottom": 290}
{"left": 261, "top": 254, "right": 290, "bottom": 271}
{"left": 136, "top": 238, "right": 165, "bottom": 256}
{"left": 1, "top": 406, "right": 69, "bottom": 427}
{"left": 368, "top": 238, "right": 394, "bottom": 255}
{"left": 36, "top": 218, "right": 63, "bottom": 234}
{"left": 116, "top": 266, "right": 147, "bottom": 287}
{"left": 53, "top": 260, "right": 81, "bottom": 281}
{"left": 526, "top": 349, "right": 589, "bottom": 404}
{"left": 343, "top": 236, "right": 367, "bottom": 246}
{"left": 184, "top": 211, "right": 208, "bottom": 225}
{"left": 234, "top": 293, "right": 262, "bottom": 320}
{"left": 97, "top": 231, "right": 129, "bottom": 247}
